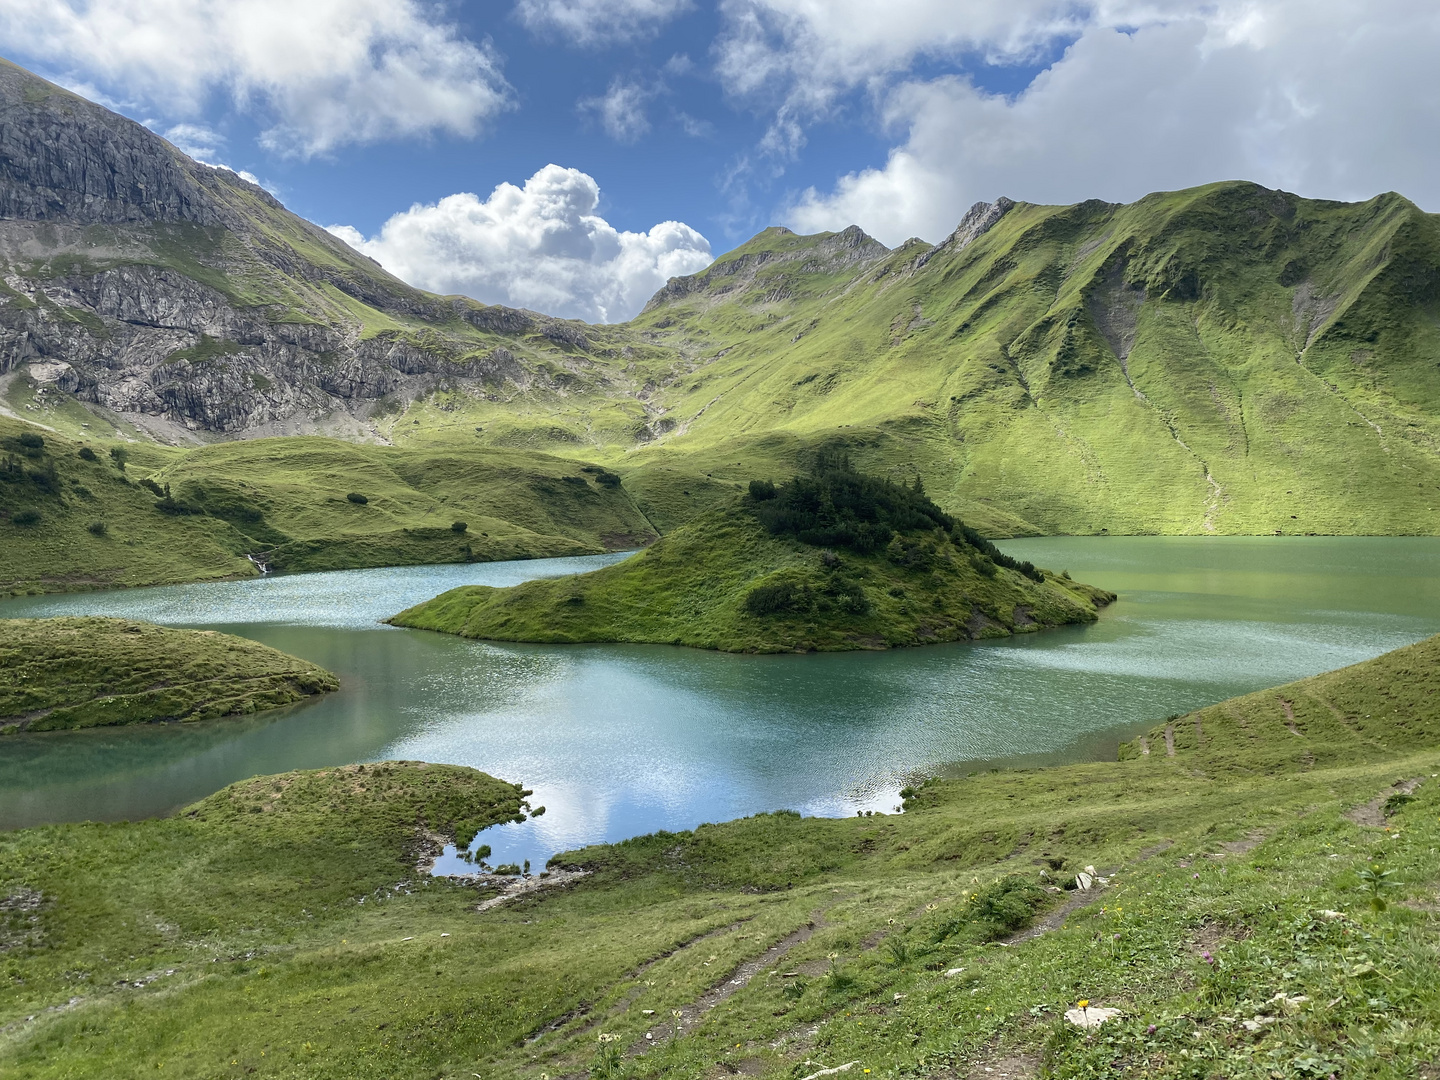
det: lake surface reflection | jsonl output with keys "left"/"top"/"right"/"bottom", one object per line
{"left": 2, "top": 537, "right": 1437, "bottom": 873}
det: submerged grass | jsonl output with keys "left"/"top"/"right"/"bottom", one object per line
{"left": 1, "top": 637, "right": 1439, "bottom": 1076}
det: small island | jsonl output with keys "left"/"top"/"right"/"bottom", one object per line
{"left": 390, "top": 456, "right": 1115, "bottom": 652}
{"left": 0, "top": 617, "right": 340, "bottom": 732}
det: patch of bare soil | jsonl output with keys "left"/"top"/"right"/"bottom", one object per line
{"left": 475, "top": 868, "right": 590, "bottom": 912}
{"left": 1344, "top": 778, "right": 1422, "bottom": 828}
{"left": 1280, "top": 698, "right": 1301, "bottom": 736}
{"left": 964, "top": 1052, "right": 1043, "bottom": 1080}
{"left": 1216, "top": 829, "right": 1267, "bottom": 856}
{"left": 1189, "top": 920, "right": 1251, "bottom": 956}
{"left": 1003, "top": 884, "right": 1101, "bottom": 947}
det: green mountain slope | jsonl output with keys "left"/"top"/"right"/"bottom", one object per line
{"left": 0, "top": 415, "right": 654, "bottom": 594}
{"left": 4, "top": 52, "right": 1439, "bottom": 542}
{"left": 0, "top": 617, "right": 337, "bottom": 732}
{"left": 594, "top": 185, "right": 1440, "bottom": 536}
{"left": 390, "top": 464, "right": 1112, "bottom": 651}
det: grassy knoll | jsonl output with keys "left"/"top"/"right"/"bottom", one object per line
{"left": 0, "top": 416, "right": 655, "bottom": 593}
{"left": 389, "top": 463, "right": 1113, "bottom": 651}
{"left": 3, "top": 643, "right": 1440, "bottom": 1077}
{"left": 0, "top": 617, "right": 338, "bottom": 732}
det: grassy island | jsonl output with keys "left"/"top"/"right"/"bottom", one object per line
{"left": 2, "top": 637, "right": 1439, "bottom": 1077}
{"left": 389, "top": 457, "right": 1115, "bottom": 651}
{"left": 0, "top": 617, "right": 339, "bottom": 732}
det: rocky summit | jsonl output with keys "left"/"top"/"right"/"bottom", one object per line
{"left": 0, "top": 58, "right": 608, "bottom": 440}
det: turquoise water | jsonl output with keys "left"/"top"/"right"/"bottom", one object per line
{"left": 1, "top": 537, "right": 1436, "bottom": 873}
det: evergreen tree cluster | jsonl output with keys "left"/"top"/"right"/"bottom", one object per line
{"left": 749, "top": 451, "right": 1044, "bottom": 582}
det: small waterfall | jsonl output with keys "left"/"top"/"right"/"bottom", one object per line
{"left": 244, "top": 553, "right": 272, "bottom": 575}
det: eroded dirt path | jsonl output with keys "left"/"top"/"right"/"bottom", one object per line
{"left": 628, "top": 915, "right": 824, "bottom": 1055}
{"left": 1345, "top": 778, "right": 1422, "bottom": 827}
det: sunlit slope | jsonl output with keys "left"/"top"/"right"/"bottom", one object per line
{"left": 599, "top": 183, "right": 1440, "bottom": 535}
{"left": 0, "top": 416, "right": 655, "bottom": 592}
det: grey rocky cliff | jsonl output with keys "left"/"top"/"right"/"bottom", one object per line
{"left": 0, "top": 59, "right": 606, "bottom": 437}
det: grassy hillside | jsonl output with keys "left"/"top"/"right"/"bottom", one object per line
{"left": 387, "top": 508, "right": 1108, "bottom": 651}
{"left": 388, "top": 472, "right": 1112, "bottom": 652}
{"left": 2, "top": 639, "right": 1439, "bottom": 1077}
{"left": 0, "top": 617, "right": 337, "bottom": 732}
{"left": 365, "top": 183, "right": 1440, "bottom": 538}
{"left": 0, "top": 416, "right": 655, "bottom": 593}
{"left": 3, "top": 58, "right": 1437, "bottom": 539}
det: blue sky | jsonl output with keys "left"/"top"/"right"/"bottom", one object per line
{"left": 3, "top": 1, "right": 1436, "bottom": 322}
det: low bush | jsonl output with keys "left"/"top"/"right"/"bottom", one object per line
{"left": 109, "top": 447, "right": 127, "bottom": 470}
{"left": 11, "top": 509, "right": 41, "bottom": 526}
{"left": 931, "top": 875, "right": 1049, "bottom": 943}
{"left": 451, "top": 521, "right": 468, "bottom": 533}
{"left": 346, "top": 492, "right": 368, "bottom": 505}
{"left": 744, "top": 580, "right": 814, "bottom": 616}
{"left": 78, "top": 446, "right": 98, "bottom": 462}
{"left": 17, "top": 432, "right": 43, "bottom": 450}
{"left": 87, "top": 520, "right": 108, "bottom": 537}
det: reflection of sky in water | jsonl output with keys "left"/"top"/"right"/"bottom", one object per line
{"left": 2, "top": 537, "right": 1438, "bottom": 873}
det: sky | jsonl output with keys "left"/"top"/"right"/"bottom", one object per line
{"left": 1, "top": 0, "right": 1436, "bottom": 323}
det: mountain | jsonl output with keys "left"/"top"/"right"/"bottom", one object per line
{"left": 614, "top": 189, "right": 1440, "bottom": 536}
{"left": 0, "top": 415, "right": 656, "bottom": 595}
{"left": 3, "top": 56, "right": 1439, "bottom": 538}
{"left": 0, "top": 58, "right": 630, "bottom": 443}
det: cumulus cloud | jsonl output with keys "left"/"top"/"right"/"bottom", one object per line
{"left": 579, "top": 78, "right": 653, "bottom": 142}
{"left": 328, "top": 165, "right": 712, "bottom": 323}
{"left": 719, "top": 0, "right": 1440, "bottom": 244}
{"left": 161, "top": 123, "right": 224, "bottom": 161}
{"left": 516, "top": 0, "right": 692, "bottom": 46}
{"left": 1, "top": 0, "right": 511, "bottom": 156}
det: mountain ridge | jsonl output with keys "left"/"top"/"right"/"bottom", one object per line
{"left": 2, "top": 55, "right": 1439, "bottom": 538}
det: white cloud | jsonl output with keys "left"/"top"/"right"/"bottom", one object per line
{"left": 580, "top": 78, "right": 652, "bottom": 143}
{"left": 1, "top": 0, "right": 511, "bottom": 156}
{"left": 732, "top": 1, "right": 1440, "bottom": 244}
{"left": 161, "top": 123, "right": 225, "bottom": 161}
{"left": 515, "top": 0, "right": 692, "bottom": 46}
{"left": 329, "top": 164, "right": 712, "bottom": 323}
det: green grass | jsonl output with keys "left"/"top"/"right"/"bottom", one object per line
{"left": 389, "top": 495, "right": 1112, "bottom": 651}
{"left": 0, "top": 617, "right": 338, "bottom": 732}
{"left": 0, "top": 416, "right": 657, "bottom": 593}
{"left": 403, "top": 182, "right": 1440, "bottom": 539}
{"left": 11, "top": 135, "right": 1440, "bottom": 545}
{"left": 2, "top": 637, "right": 1440, "bottom": 1077}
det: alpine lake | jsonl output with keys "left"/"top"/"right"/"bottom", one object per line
{"left": 3, "top": 537, "right": 1438, "bottom": 876}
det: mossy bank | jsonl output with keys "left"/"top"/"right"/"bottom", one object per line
{"left": 0, "top": 617, "right": 338, "bottom": 732}
{"left": 389, "top": 463, "right": 1115, "bottom": 652}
